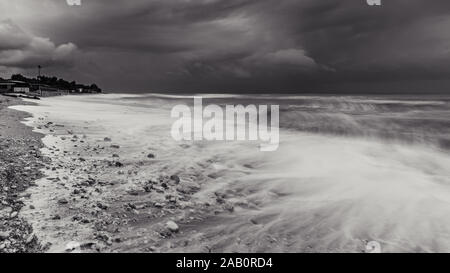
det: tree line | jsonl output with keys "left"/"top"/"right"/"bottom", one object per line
{"left": 1, "top": 74, "right": 102, "bottom": 92}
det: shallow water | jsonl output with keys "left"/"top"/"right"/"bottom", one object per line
{"left": 11, "top": 93, "right": 450, "bottom": 252}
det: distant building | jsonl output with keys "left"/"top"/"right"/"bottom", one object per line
{"left": 1, "top": 76, "right": 101, "bottom": 96}
{"left": 0, "top": 81, "right": 15, "bottom": 93}
{"left": 30, "top": 84, "right": 69, "bottom": 97}
{"left": 11, "top": 81, "right": 30, "bottom": 93}
{"left": 0, "top": 80, "right": 30, "bottom": 93}
{"left": 70, "top": 86, "right": 101, "bottom": 94}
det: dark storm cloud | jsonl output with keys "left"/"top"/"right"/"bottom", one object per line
{"left": 1, "top": 0, "right": 450, "bottom": 93}
{"left": 0, "top": 19, "right": 77, "bottom": 72}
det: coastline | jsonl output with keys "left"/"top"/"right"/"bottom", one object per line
{"left": 0, "top": 96, "right": 46, "bottom": 253}
{"left": 10, "top": 94, "right": 243, "bottom": 253}
{"left": 6, "top": 94, "right": 450, "bottom": 253}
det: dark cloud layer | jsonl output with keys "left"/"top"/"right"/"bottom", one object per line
{"left": 1, "top": 0, "right": 450, "bottom": 93}
{"left": 0, "top": 19, "right": 77, "bottom": 74}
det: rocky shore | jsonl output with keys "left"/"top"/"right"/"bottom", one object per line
{"left": 0, "top": 97, "right": 46, "bottom": 253}
{"left": 5, "top": 95, "right": 264, "bottom": 253}
{"left": 18, "top": 125, "right": 239, "bottom": 252}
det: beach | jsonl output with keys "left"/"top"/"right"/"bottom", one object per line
{"left": 6, "top": 93, "right": 450, "bottom": 253}
{"left": 0, "top": 97, "right": 45, "bottom": 253}
{"left": 10, "top": 94, "right": 254, "bottom": 253}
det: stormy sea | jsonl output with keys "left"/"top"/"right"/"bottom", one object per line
{"left": 11, "top": 94, "right": 450, "bottom": 253}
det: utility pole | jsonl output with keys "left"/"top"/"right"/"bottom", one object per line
{"left": 38, "top": 65, "right": 42, "bottom": 96}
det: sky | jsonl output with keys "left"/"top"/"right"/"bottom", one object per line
{"left": 0, "top": 0, "right": 450, "bottom": 93}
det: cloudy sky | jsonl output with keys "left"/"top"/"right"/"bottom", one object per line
{"left": 0, "top": 0, "right": 450, "bottom": 93}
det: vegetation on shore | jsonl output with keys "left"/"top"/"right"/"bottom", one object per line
{"left": 0, "top": 74, "right": 102, "bottom": 93}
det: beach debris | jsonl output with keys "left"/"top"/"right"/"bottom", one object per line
{"left": 147, "top": 153, "right": 155, "bottom": 159}
{"left": 104, "top": 137, "right": 112, "bottom": 142}
{"left": 110, "top": 144, "right": 120, "bottom": 149}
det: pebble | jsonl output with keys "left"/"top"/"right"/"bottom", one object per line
{"left": 166, "top": 221, "right": 179, "bottom": 233}
{"left": 25, "top": 234, "right": 34, "bottom": 244}
{"left": 96, "top": 202, "right": 108, "bottom": 210}
{"left": 170, "top": 175, "right": 180, "bottom": 184}
{"left": 0, "top": 207, "right": 13, "bottom": 218}
{"left": 0, "top": 231, "right": 11, "bottom": 240}
{"left": 127, "top": 190, "right": 139, "bottom": 196}
{"left": 58, "top": 198, "right": 69, "bottom": 205}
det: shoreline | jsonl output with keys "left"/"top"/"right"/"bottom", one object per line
{"left": 7, "top": 94, "right": 450, "bottom": 253}
{"left": 10, "top": 95, "right": 242, "bottom": 253}
{"left": 0, "top": 97, "right": 46, "bottom": 253}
